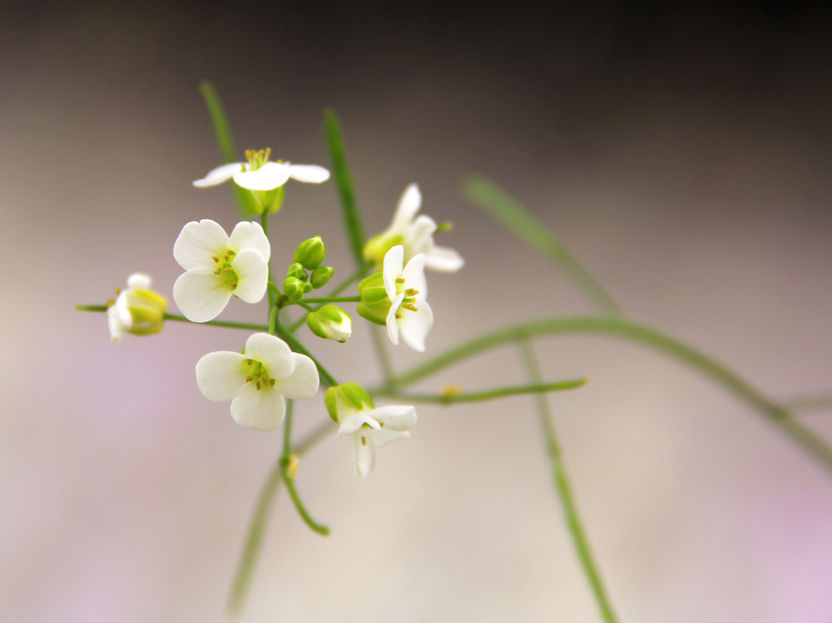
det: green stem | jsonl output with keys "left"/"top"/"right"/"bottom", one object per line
{"left": 391, "top": 315, "right": 832, "bottom": 475}
{"left": 280, "top": 401, "right": 330, "bottom": 536}
{"left": 520, "top": 340, "right": 617, "bottom": 623}
{"left": 273, "top": 324, "right": 338, "bottom": 388}
{"left": 369, "top": 379, "right": 587, "bottom": 405}
{"left": 261, "top": 212, "right": 276, "bottom": 311}
{"left": 163, "top": 313, "right": 268, "bottom": 332}
{"left": 287, "top": 263, "right": 372, "bottom": 332}
{"left": 300, "top": 296, "right": 361, "bottom": 304}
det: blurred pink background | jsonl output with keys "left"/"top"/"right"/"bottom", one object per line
{"left": 2, "top": 3, "right": 832, "bottom": 622}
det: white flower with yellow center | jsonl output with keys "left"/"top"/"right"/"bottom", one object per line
{"left": 326, "top": 383, "right": 417, "bottom": 477}
{"left": 383, "top": 245, "right": 433, "bottom": 352}
{"left": 193, "top": 148, "right": 330, "bottom": 191}
{"left": 196, "top": 333, "right": 320, "bottom": 432}
{"left": 173, "top": 219, "right": 270, "bottom": 322}
{"left": 107, "top": 273, "right": 167, "bottom": 342}
{"left": 364, "top": 183, "right": 464, "bottom": 272}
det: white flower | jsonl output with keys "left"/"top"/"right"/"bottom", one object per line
{"left": 107, "top": 273, "right": 167, "bottom": 342}
{"left": 364, "top": 183, "right": 464, "bottom": 272}
{"left": 173, "top": 219, "right": 270, "bottom": 322}
{"left": 383, "top": 245, "right": 433, "bottom": 352}
{"left": 193, "top": 148, "right": 330, "bottom": 191}
{"left": 195, "top": 333, "right": 320, "bottom": 432}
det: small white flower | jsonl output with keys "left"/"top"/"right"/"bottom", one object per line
{"left": 364, "top": 183, "right": 464, "bottom": 272}
{"left": 107, "top": 273, "right": 167, "bottom": 342}
{"left": 193, "top": 148, "right": 330, "bottom": 191}
{"left": 196, "top": 333, "right": 320, "bottom": 432}
{"left": 173, "top": 219, "right": 270, "bottom": 322}
{"left": 383, "top": 245, "right": 433, "bottom": 352}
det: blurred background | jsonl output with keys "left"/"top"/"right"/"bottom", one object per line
{"left": 2, "top": 1, "right": 831, "bottom": 621}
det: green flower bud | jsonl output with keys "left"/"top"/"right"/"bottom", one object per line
{"left": 306, "top": 305, "right": 352, "bottom": 343}
{"left": 282, "top": 276, "right": 305, "bottom": 301}
{"left": 363, "top": 232, "right": 404, "bottom": 270}
{"left": 310, "top": 265, "right": 335, "bottom": 289}
{"left": 293, "top": 236, "right": 326, "bottom": 269}
{"left": 303, "top": 281, "right": 313, "bottom": 294}
{"left": 287, "top": 262, "right": 307, "bottom": 280}
{"left": 356, "top": 272, "right": 391, "bottom": 326}
{"left": 124, "top": 289, "right": 167, "bottom": 335}
{"left": 324, "top": 382, "right": 374, "bottom": 423}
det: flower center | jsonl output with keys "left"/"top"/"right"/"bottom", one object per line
{"left": 211, "top": 249, "right": 239, "bottom": 290}
{"left": 243, "top": 359, "right": 276, "bottom": 391}
{"left": 394, "top": 277, "right": 420, "bottom": 318}
{"left": 243, "top": 148, "right": 272, "bottom": 171}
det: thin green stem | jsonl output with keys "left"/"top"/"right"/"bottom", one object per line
{"left": 164, "top": 313, "right": 267, "bottom": 332}
{"left": 300, "top": 296, "right": 361, "bottom": 304}
{"left": 261, "top": 212, "right": 276, "bottom": 311}
{"left": 279, "top": 401, "right": 330, "bottom": 536}
{"left": 268, "top": 306, "right": 278, "bottom": 335}
{"left": 391, "top": 315, "right": 832, "bottom": 476}
{"left": 520, "top": 340, "right": 617, "bottom": 623}
{"left": 287, "top": 263, "right": 372, "bottom": 332}
{"left": 369, "top": 379, "right": 587, "bottom": 405}
{"left": 273, "top": 324, "right": 338, "bottom": 388}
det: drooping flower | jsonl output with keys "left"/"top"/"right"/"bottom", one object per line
{"left": 173, "top": 219, "right": 270, "bottom": 322}
{"left": 325, "top": 383, "right": 416, "bottom": 477}
{"left": 193, "top": 148, "right": 330, "bottom": 191}
{"left": 363, "top": 183, "right": 464, "bottom": 272}
{"left": 195, "top": 333, "right": 320, "bottom": 432}
{"left": 383, "top": 245, "right": 433, "bottom": 352}
{"left": 107, "top": 273, "right": 167, "bottom": 342}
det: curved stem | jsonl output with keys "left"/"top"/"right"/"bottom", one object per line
{"left": 369, "top": 379, "right": 587, "bottom": 404}
{"left": 520, "top": 340, "right": 617, "bottom": 623}
{"left": 299, "top": 296, "right": 361, "bottom": 304}
{"left": 391, "top": 315, "right": 832, "bottom": 475}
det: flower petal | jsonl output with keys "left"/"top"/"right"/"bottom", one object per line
{"left": 425, "top": 246, "right": 465, "bottom": 273}
{"left": 352, "top": 432, "right": 376, "bottom": 477}
{"left": 173, "top": 268, "right": 233, "bottom": 322}
{"left": 244, "top": 333, "right": 294, "bottom": 380}
{"left": 401, "top": 253, "right": 427, "bottom": 296}
{"left": 126, "top": 273, "right": 152, "bottom": 290}
{"left": 399, "top": 297, "right": 433, "bottom": 352}
{"left": 393, "top": 183, "right": 422, "bottom": 228}
{"left": 195, "top": 351, "right": 246, "bottom": 401}
{"left": 368, "top": 428, "right": 410, "bottom": 448}
{"left": 386, "top": 293, "right": 405, "bottom": 345}
{"left": 338, "top": 413, "right": 381, "bottom": 435}
{"left": 173, "top": 219, "right": 230, "bottom": 271}
{"left": 231, "top": 249, "right": 268, "bottom": 304}
{"left": 230, "top": 385, "right": 286, "bottom": 431}
{"left": 278, "top": 353, "right": 320, "bottom": 399}
{"left": 288, "top": 164, "right": 330, "bottom": 183}
{"left": 406, "top": 215, "right": 438, "bottom": 257}
{"left": 383, "top": 245, "right": 405, "bottom": 300}
{"left": 193, "top": 162, "right": 244, "bottom": 188}
{"left": 228, "top": 221, "right": 270, "bottom": 260}
{"left": 233, "top": 161, "right": 291, "bottom": 191}
{"left": 107, "top": 306, "right": 124, "bottom": 343}
{"left": 372, "top": 405, "right": 417, "bottom": 431}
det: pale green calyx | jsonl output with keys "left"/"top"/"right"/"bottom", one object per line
{"left": 356, "top": 272, "right": 391, "bottom": 326}
{"left": 324, "top": 383, "right": 374, "bottom": 423}
{"left": 293, "top": 236, "right": 326, "bottom": 269}
{"left": 306, "top": 305, "right": 352, "bottom": 343}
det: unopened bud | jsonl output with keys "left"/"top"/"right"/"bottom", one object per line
{"left": 356, "top": 273, "right": 391, "bottom": 326}
{"left": 324, "top": 383, "right": 374, "bottom": 423}
{"left": 293, "top": 236, "right": 326, "bottom": 269}
{"left": 310, "top": 265, "right": 334, "bottom": 289}
{"left": 282, "top": 276, "right": 305, "bottom": 301}
{"left": 306, "top": 305, "right": 352, "bottom": 343}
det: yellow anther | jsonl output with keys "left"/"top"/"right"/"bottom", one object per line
{"left": 256, "top": 381, "right": 261, "bottom": 390}
{"left": 361, "top": 436, "right": 367, "bottom": 446}
{"left": 286, "top": 453, "right": 300, "bottom": 478}
{"left": 441, "top": 384, "right": 462, "bottom": 398}
{"left": 404, "top": 288, "right": 419, "bottom": 296}
{"left": 395, "top": 277, "right": 405, "bottom": 284}
{"left": 245, "top": 376, "right": 252, "bottom": 382}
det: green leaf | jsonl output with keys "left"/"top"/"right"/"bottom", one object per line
{"left": 461, "top": 174, "right": 621, "bottom": 314}
{"left": 198, "top": 80, "right": 257, "bottom": 219}
{"left": 323, "top": 109, "right": 366, "bottom": 267}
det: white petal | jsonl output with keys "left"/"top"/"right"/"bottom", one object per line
{"left": 173, "top": 219, "right": 230, "bottom": 271}
{"left": 352, "top": 433, "right": 376, "bottom": 477}
{"left": 126, "top": 273, "right": 152, "bottom": 290}
{"left": 244, "top": 333, "right": 294, "bottom": 380}
{"left": 406, "top": 215, "right": 438, "bottom": 257}
{"left": 393, "top": 183, "right": 422, "bottom": 228}
{"left": 338, "top": 413, "right": 381, "bottom": 436}
{"left": 386, "top": 293, "right": 405, "bottom": 345}
{"left": 233, "top": 162, "right": 291, "bottom": 191}
{"left": 278, "top": 353, "right": 319, "bottom": 399}
{"left": 230, "top": 249, "right": 268, "bottom": 304}
{"left": 401, "top": 253, "right": 427, "bottom": 296}
{"left": 115, "top": 292, "right": 132, "bottom": 327}
{"left": 368, "top": 428, "right": 410, "bottom": 448}
{"left": 383, "top": 245, "right": 405, "bottom": 300}
{"left": 193, "top": 162, "right": 244, "bottom": 188}
{"left": 228, "top": 221, "right": 270, "bottom": 260}
{"left": 173, "top": 268, "right": 233, "bottom": 322}
{"left": 399, "top": 297, "right": 433, "bottom": 352}
{"left": 107, "top": 306, "right": 124, "bottom": 342}
{"left": 425, "top": 246, "right": 464, "bottom": 273}
{"left": 288, "top": 164, "right": 330, "bottom": 183}
{"left": 230, "top": 385, "right": 286, "bottom": 431}
{"left": 195, "top": 351, "right": 246, "bottom": 401}
{"left": 372, "top": 405, "right": 417, "bottom": 431}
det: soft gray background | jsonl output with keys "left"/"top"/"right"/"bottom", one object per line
{"left": 2, "top": 2, "right": 831, "bottom": 621}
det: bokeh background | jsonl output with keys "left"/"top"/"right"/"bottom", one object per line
{"left": 2, "top": 2, "right": 832, "bottom": 621}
